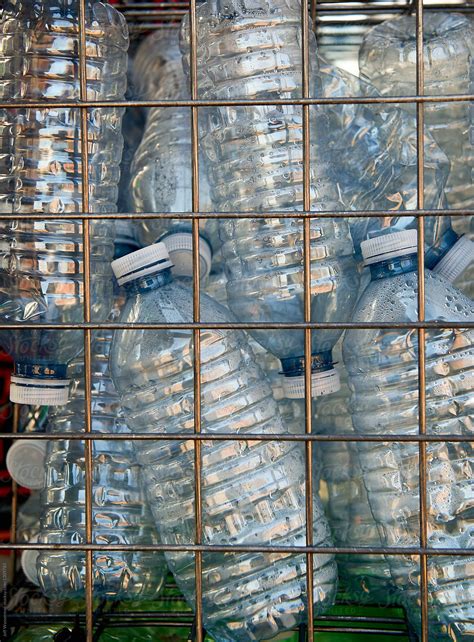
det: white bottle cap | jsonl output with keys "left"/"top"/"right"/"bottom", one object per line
{"left": 282, "top": 368, "right": 341, "bottom": 399}
{"left": 21, "top": 534, "right": 40, "bottom": 586}
{"left": 361, "top": 230, "right": 418, "bottom": 266}
{"left": 10, "top": 376, "right": 70, "bottom": 406}
{"left": 161, "top": 232, "right": 212, "bottom": 281}
{"left": 432, "top": 235, "right": 474, "bottom": 284}
{"left": 111, "top": 242, "right": 173, "bottom": 286}
{"left": 6, "top": 439, "right": 47, "bottom": 489}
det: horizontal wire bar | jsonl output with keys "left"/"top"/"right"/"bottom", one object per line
{"left": 0, "top": 209, "right": 472, "bottom": 220}
{"left": 6, "top": 612, "right": 407, "bottom": 624}
{"left": 2, "top": 542, "right": 472, "bottom": 555}
{"left": 0, "top": 94, "right": 472, "bottom": 109}
{"left": 3, "top": 432, "right": 472, "bottom": 443}
{"left": 1, "top": 321, "right": 472, "bottom": 330}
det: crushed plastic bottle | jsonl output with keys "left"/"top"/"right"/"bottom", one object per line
{"left": 359, "top": 12, "right": 474, "bottom": 298}
{"left": 111, "top": 242, "right": 337, "bottom": 642}
{"left": 359, "top": 12, "right": 474, "bottom": 212}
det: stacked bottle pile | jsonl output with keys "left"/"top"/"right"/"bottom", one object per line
{"left": 0, "top": 2, "right": 472, "bottom": 641}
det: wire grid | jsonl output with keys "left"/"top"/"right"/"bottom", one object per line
{"left": 2, "top": 0, "right": 473, "bottom": 641}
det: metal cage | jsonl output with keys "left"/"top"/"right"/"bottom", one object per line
{"left": 2, "top": 0, "right": 473, "bottom": 641}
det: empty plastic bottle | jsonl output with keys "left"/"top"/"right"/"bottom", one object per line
{"left": 36, "top": 325, "right": 166, "bottom": 601}
{"left": 343, "top": 229, "right": 474, "bottom": 639}
{"left": 313, "top": 341, "right": 395, "bottom": 605}
{"left": 318, "top": 54, "right": 450, "bottom": 247}
{"left": 359, "top": 13, "right": 474, "bottom": 213}
{"left": 130, "top": 28, "right": 217, "bottom": 281}
{"left": 0, "top": 0, "right": 128, "bottom": 404}
{"left": 110, "top": 242, "right": 337, "bottom": 642}
{"left": 359, "top": 12, "right": 474, "bottom": 299}
{"left": 181, "top": 0, "right": 359, "bottom": 396}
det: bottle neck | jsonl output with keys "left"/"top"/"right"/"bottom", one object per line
{"left": 123, "top": 268, "right": 173, "bottom": 295}
{"left": 369, "top": 253, "right": 418, "bottom": 281}
{"left": 280, "top": 350, "right": 334, "bottom": 378}
{"left": 425, "top": 227, "right": 459, "bottom": 270}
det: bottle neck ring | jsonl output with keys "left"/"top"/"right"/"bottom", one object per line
{"left": 369, "top": 253, "right": 419, "bottom": 281}
{"left": 123, "top": 267, "right": 173, "bottom": 294}
{"left": 280, "top": 350, "right": 334, "bottom": 378}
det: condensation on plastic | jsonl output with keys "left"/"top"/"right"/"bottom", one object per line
{"left": 130, "top": 28, "right": 219, "bottom": 258}
{"left": 37, "top": 320, "right": 166, "bottom": 601}
{"left": 344, "top": 254, "right": 474, "bottom": 639}
{"left": 111, "top": 267, "right": 337, "bottom": 642}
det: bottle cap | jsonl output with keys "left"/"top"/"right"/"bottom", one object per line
{"left": 6, "top": 439, "right": 47, "bottom": 489}
{"left": 111, "top": 242, "right": 173, "bottom": 286}
{"left": 160, "top": 231, "right": 212, "bottom": 281}
{"left": 432, "top": 234, "right": 474, "bottom": 283}
{"left": 10, "top": 377, "right": 70, "bottom": 406}
{"left": 21, "top": 535, "right": 40, "bottom": 586}
{"left": 282, "top": 368, "right": 341, "bottom": 399}
{"left": 361, "top": 230, "right": 418, "bottom": 266}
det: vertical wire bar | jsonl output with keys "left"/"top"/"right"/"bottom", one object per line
{"left": 78, "top": 1, "right": 94, "bottom": 640}
{"left": 9, "top": 404, "right": 20, "bottom": 581}
{"left": 302, "top": 0, "right": 314, "bottom": 638}
{"left": 415, "top": 1, "right": 429, "bottom": 640}
{"left": 189, "top": 0, "right": 203, "bottom": 639}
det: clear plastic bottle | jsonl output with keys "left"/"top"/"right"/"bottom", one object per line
{"left": 0, "top": 0, "right": 128, "bottom": 404}
{"left": 313, "top": 341, "right": 395, "bottom": 605}
{"left": 180, "top": 0, "right": 359, "bottom": 396}
{"left": 35, "top": 233, "right": 165, "bottom": 601}
{"left": 359, "top": 12, "right": 474, "bottom": 299}
{"left": 318, "top": 53, "right": 450, "bottom": 251}
{"left": 110, "top": 242, "right": 337, "bottom": 642}
{"left": 36, "top": 327, "right": 166, "bottom": 601}
{"left": 359, "top": 12, "right": 474, "bottom": 212}
{"left": 130, "top": 28, "right": 218, "bottom": 281}
{"left": 343, "top": 229, "right": 474, "bottom": 639}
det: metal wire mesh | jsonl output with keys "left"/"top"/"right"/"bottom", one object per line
{"left": 2, "top": 0, "right": 474, "bottom": 641}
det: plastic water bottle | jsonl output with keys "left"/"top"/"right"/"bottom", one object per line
{"left": 0, "top": 0, "right": 128, "bottom": 404}
{"left": 359, "top": 12, "right": 474, "bottom": 299}
{"left": 36, "top": 327, "right": 166, "bottom": 600}
{"left": 343, "top": 229, "right": 474, "bottom": 638}
{"left": 180, "top": 0, "right": 359, "bottom": 397}
{"left": 110, "top": 242, "right": 337, "bottom": 642}
{"left": 35, "top": 233, "right": 165, "bottom": 600}
{"left": 318, "top": 54, "right": 450, "bottom": 249}
{"left": 359, "top": 13, "right": 474, "bottom": 213}
{"left": 313, "top": 341, "right": 395, "bottom": 604}
{"left": 130, "top": 28, "right": 218, "bottom": 281}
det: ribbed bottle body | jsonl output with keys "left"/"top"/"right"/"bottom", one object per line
{"left": 37, "top": 327, "right": 166, "bottom": 601}
{"left": 111, "top": 277, "right": 337, "bottom": 641}
{"left": 344, "top": 269, "right": 474, "bottom": 637}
